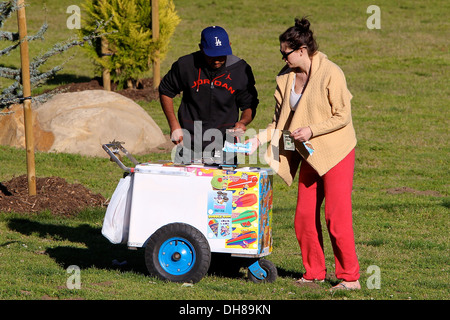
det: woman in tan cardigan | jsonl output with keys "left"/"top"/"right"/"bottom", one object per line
{"left": 248, "top": 17, "right": 360, "bottom": 290}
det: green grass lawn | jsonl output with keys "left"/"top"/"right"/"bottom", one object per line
{"left": 0, "top": 0, "right": 448, "bottom": 301}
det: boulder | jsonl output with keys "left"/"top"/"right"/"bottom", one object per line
{"left": 0, "top": 90, "right": 167, "bottom": 157}
{"left": 0, "top": 104, "right": 55, "bottom": 151}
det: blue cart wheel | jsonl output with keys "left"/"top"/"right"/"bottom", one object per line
{"left": 158, "top": 237, "right": 196, "bottom": 275}
{"left": 145, "top": 223, "right": 211, "bottom": 283}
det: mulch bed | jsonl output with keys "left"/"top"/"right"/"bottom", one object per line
{"left": 1, "top": 77, "right": 160, "bottom": 216}
{"left": 0, "top": 175, "right": 107, "bottom": 216}
{"left": 49, "top": 77, "right": 160, "bottom": 102}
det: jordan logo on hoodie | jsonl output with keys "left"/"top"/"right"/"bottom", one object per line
{"left": 191, "top": 72, "right": 235, "bottom": 94}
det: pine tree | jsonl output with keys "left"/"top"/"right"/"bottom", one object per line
{"left": 80, "top": 0, "right": 180, "bottom": 89}
{"left": 0, "top": 0, "right": 109, "bottom": 110}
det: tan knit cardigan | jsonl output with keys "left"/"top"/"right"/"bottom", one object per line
{"left": 257, "top": 51, "right": 356, "bottom": 186}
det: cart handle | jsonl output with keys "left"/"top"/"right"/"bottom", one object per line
{"left": 102, "top": 141, "right": 139, "bottom": 173}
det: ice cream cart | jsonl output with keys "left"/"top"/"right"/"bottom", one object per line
{"left": 101, "top": 142, "right": 277, "bottom": 283}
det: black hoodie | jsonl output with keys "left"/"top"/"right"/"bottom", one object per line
{"left": 159, "top": 51, "right": 259, "bottom": 149}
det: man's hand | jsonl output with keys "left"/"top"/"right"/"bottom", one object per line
{"left": 232, "top": 108, "right": 253, "bottom": 134}
{"left": 232, "top": 121, "right": 247, "bottom": 133}
{"left": 170, "top": 126, "right": 184, "bottom": 145}
{"left": 228, "top": 121, "right": 246, "bottom": 141}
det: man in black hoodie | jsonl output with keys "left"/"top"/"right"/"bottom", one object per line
{"left": 159, "top": 26, "right": 259, "bottom": 163}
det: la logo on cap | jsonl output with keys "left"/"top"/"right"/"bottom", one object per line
{"left": 215, "top": 37, "right": 222, "bottom": 46}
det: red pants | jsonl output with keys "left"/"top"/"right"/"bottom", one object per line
{"left": 295, "top": 149, "right": 360, "bottom": 281}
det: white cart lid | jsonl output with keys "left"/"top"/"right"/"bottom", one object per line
{"left": 135, "top": 163, "right": 188, "bottom": 176}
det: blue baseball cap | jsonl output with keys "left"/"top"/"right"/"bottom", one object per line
{"left": 200, "top": 26, "right": 232, "bottom": 57}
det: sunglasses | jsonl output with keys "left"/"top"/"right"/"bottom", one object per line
{"left": 280, "top": 46, "right": 307, "bottom": 60}
{"left": 280, "top": 49, "right": 295, "bottom": 60}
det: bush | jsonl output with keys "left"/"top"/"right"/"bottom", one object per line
{"left": 80, "top": 0, "right": 180, "bottom": 89}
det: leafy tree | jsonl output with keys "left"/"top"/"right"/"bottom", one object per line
{"left": 80, "top": 0, "right": 180, "bottom": 89}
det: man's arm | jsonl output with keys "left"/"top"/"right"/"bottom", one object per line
{"left": 160, "top": 93, "right": 183, "bottom": 144}
{"left": 233, "top": 63, "right": 258, "bottom": 132}
{"left": 233, "top": 108, "right": 253, "bottom": 132}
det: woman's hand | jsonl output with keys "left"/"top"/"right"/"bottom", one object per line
{"left": 245, "top": 136, "right": 260, "bottom": 155}
{"left": 291, "top": 127, "right": 312, "bottom": 142}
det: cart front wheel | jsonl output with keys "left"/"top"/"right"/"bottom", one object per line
{"left": 145, "top": 223, "right": 211, "bottom": 283}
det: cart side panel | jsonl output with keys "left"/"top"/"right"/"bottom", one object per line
{"left": 127, "top": 172, "right": 211, "bottom": 247}
{"left": 257, "top": 169, "right": 273, "bottom": 255}
{"left": 126, "top": 164, "right": 274, "bottom": 257}
{"left": 207, "top": 168, "right": 274, "bottom": 256}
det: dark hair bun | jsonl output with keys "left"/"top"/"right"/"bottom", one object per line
{"left": 294, "top": 17, "right": 311, "bottom": 32}
{"left": 279, "top": 16, "right": 318, "bottom": 55}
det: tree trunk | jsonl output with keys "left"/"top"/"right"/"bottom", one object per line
{"left": 17, "top": 0, "right": 36, "bottom": 196}
{"left": 101, "top": 37, "right": 111, "bottom": 91}
{"left": 152, "top": 0, "right": 160, "bottom": 88}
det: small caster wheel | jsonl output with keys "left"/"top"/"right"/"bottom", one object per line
{"left": 248, "top": 259, "right": 277, "bottom": 283}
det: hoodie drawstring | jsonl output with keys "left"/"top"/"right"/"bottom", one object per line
{"left": 195, "top": 69, "right": 226, "bottom": 92}
{"left": 196, "top": 68, "right": 201, "bottom": 92}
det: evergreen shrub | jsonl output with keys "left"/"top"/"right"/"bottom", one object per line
{"left": 80, "top": 0, "right": 180, "bottom": 89}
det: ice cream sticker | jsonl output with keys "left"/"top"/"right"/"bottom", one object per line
{"left": 207, "top": 190, "right": 232, "bottom": 239}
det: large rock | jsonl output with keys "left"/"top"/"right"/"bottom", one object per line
{"left": 0, "top": 103, "right": 55, "bottom": 151}
{"left": 0, "top": 90, "right": 167, "bottom": 157}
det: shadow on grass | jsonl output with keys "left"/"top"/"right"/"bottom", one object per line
{"left": 276, "top": 268, "right": 303, "bottom": 280}
{"left": 44, "top": 73, "right": 92, "bottom": 86}
{"left": 7, "top": 218, "right": 147, "bottom": 274}
{"left": 6, "top": 217, "right": 294, "bottom": 281}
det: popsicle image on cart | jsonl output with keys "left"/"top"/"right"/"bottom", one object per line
{"left": 232, "top": 210, "right": 257, "bottom": 227}
{"left": 226, "top": 231, "right": 257, "bottom": 248}
{"left": 234, "top": 193, "right": 257, "bottom": 208}
{"left": 227, "top": 175, "right": 258, "bottom": 189}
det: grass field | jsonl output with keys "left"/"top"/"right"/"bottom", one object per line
{"left": 0, "top": 0, "right": 448, "bottom": 302}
